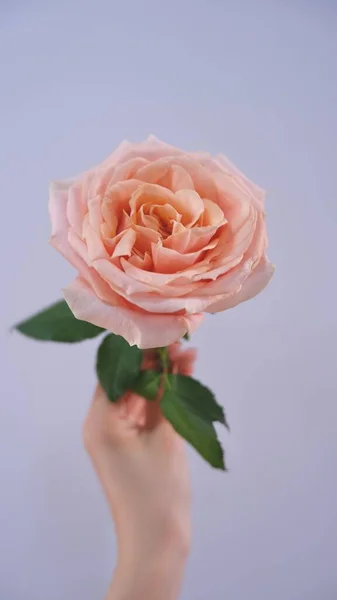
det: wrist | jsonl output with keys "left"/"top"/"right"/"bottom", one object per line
{"left": 107, "top": 533, "right": 189, "bottom": 600}
{"left": 107, "top": 556, "right": 187, "bottom": 600}
{"left": 120, "top": 506, "right": 190, "bottom": 552}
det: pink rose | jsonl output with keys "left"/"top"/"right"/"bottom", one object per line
{"left": 49, "top": 135, "right": 274, "bottom": 348}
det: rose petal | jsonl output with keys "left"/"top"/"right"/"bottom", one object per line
{"left": 97, "top": 251, "right": 203, "bottom": 303}
{"left": 216, "top": 154, "right": 265, "bottom": 209}
{"left": 108, "top": 157, "right": 149, "bottom": 185}
{"left": 170, "top": 165, "right": 195, "bottom": 192}
{"left": 49, "top": 183, "right": 117, "bottom": 305}
{"left": 152, "top": 239, "right": 218, "bottom": 274}
{"left": 93, "top": 257, "right": 151, "bottom": 295}
{"left": 121, "top": 257, "right": 204, "bottom": 293}
{"left": 135, "top": 159, "right": 195, "bottom": 193}
{"left": 136, "top": 206, "right": 160, "bottom": 230}
{"left": 68, "top": 228, "right": 92, "bottom": 265}
{"left": 102, "top": 135, "right": 185, "bottom": 169}
{"left": 164, "top": 226, "right": 192, "bottom": 253}
{"left": 169, "top": 156, "right": 219, "bottom": 200}
{"left": 206, "top": 258, "right": 275, "bottom": 312}
{"left": 83, "top": 218, "right": 110, "bottom": 262}
{"left": 174, "top": 189, "right": 204, "bottom": 226}
{"left": 100, "top": 220, "right": 118, "bottom": 240}
{"left": 129, "top": 184, "right": 181, "bottom": 218}
{"left": 190, "top": 206, "right": 258, "bottom": 282}
{"left": 121, "top": 255, "right": 208, "bottom": 287}
{"left": 133, "top": 224, "right": 161, "bottom": 254}
{"left": 164, "top": 224, "right": 221, "bottom": 254}
{"left": 63, "top": 176, "right": 93, "bottom": 236}
{"left": 149, "top": 202, "right": 181, "bottom": 225}
{"left": 63, "top": 277, "right": 204, "bottom": 348}
{"left": 125, "top": 290, "right": 220, "bottom": 314}
{"left": 100, "top": 140, "right": 133, "bottom": 169}
{"left": 202, "top": 198, "right": 226, "bottom": 227}
{"left": 49, "top": 180, "right": 72, "bottom": 239}
{"left": 191, "top": 260, "right": 251, "bottom": 297}
{"left": 134, "top": 158, "right": 171, "bottom": 186}
{"left": 88, "top": 196, "right": 103, "bottom": 232}
{"left": 128, "top": 252, "right": 153, "bottom": 270}
{"left": 112, "top": 228, "right": 136, "bottom": 258}
{"left": 101, "top": 179, "right": 140, "bottom": 229}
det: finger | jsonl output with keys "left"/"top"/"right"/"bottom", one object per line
{"left": 143, "top": 399, "right": 164, "bottom": 431}
{"left": 119, "top": 392, "right": 147, "bottom": 428}
{"left": 84, "top": 386, "right": 130, "bottom": 449}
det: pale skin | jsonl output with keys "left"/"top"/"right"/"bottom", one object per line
{"left": 84, "top": 385, "right": 191, "bottom": 600}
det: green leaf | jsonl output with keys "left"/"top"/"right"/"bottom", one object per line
{"left": 96, "top": 334, "right": 142, "bottom": 402}
{"left": 166, "top": 374, "right": 229, "bottom": 429}
{"left": 183, "top": 332, "right": 190, "bottom": 341}
{"left": 161, "top": 374, "right": 226, "bottom": 470}
{"left": 131, "top": 370, "right": 162, "bottom": 401}
{"left": 14, "top": 300, "right": 105, "bottom": 343}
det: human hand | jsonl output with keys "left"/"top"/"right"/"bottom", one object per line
{"left": 83, "top": 342, "right": 197, "bottom": 600}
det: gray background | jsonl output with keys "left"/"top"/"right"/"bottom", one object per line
{"left": 1, "top": 1, "right": 336, "bottom": 598}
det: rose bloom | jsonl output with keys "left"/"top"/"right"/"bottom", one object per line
{"left": 50, "top": 136, "right": 274, "bottom": 348}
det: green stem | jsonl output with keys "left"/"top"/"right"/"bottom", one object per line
{"left": 157, "top": 347, "right": 169, "bottom": 374}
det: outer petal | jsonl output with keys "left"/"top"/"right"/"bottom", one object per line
{"left": 93, "top": 256, "right": 213, "bottom": 311}
{"left": 83, "top": 219, "right": 110, "bottom": 262}
{"left": 108, "top": 157, "right": 149, "bottom": 185}
{"left": 135, "top": 135, "right": 187, "bottom": 159}
{"left": 216, "top": 154, "right": 265, "bottom": 208}
{"left": 96, "top": 257, "right": 203, "bottom": 297}
{"left": 49, "top": 180, "right": 92, "bottom": 274}
{"left": 206, "top": 258, "right": 275, "bottom": 313}
{"left": 49, "top": 179, "right": 72, "bottom": 242}
{"left": 101, "top": 135, "right": 185, "bottom": 169}
{"left": 63, "top": 277, "right": 204, "bottom": 348}
{"left": 66, "top": 178, "right": 90, "bottom": 235}
{"left": 202, "top": 154, "right": 265, "bottom": 211}
{"left": 93, "top": 258, "right": 152, "bottom": 294}
{"left": 49, "top": 181, "right": 119, "bottom": 305}
{"left": 100, "top": 139, "right": 133, "bottom": 168}
{"left": 122, "top": 290, "right": 222, "bottom": 314}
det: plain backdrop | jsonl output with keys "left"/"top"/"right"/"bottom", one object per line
{"left": 1, "top": 1, "right": 336, "bottom": 599}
